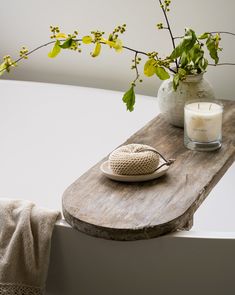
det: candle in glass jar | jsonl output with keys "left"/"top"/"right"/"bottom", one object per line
{"left": 184, "top": 101, "right": 223, "bottom": 143}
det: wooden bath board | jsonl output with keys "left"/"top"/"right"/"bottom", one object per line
{"left": 62, "top": 99, "right": 235, "bottom": 241}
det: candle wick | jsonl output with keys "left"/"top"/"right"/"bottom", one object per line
{"left": 209, "top": 104, "right": 212, "bottom": 110}
{"left": 198, "top": 103, "right": 200, "bottom": 109}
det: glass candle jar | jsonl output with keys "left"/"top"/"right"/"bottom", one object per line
{"left": 184, "top": 100, "right": 223, "bottom": 151}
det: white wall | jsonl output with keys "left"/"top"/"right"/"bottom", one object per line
{"left": 1, "top": 0, "right": 235, "bottom": 99}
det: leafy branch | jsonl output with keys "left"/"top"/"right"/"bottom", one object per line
{"left": 1, "top": 2, "right": 235, "bottom": 112}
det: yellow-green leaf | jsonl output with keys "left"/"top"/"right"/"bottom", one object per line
{"left": 82, "top": 36, "right": 93, "bottom": 44}
{"left": 102, "top": 38, "right": 123, "bottom": 52}
{"left": 214, "top": 33, "right": 220, "bottom": 49}
{"left": 48, "top": 40, "right": 61, "bottom": 58}
{"left": 113, "top": 39, "right": 123, "bottom": 53}
{"left": 91, "top": 42, "right": 101, "bottom": 57}
{"left": 101, "top": 38, "right": 115, "bottom": 47}
{"left": 106, "top": 40, "right": 116, "bottom": 47}
{"left": 0, "top": 62, "right": 6, "bottom": 76}
{"left": 155, "top": 67, "right": 170, "bottom": 80}
{"left": 55, "top": 33, "right": 68, "bottom": 39}
{"left": 144, "top": 59, "right": 156, "bottom": 77}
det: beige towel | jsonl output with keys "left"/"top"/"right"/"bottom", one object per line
{"left": 0, "top": 199, "right": 61, "bottom": 295}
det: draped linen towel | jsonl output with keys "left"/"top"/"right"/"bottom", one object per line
{"left": 0, "top": 199, "right": 61, "bottom": 295}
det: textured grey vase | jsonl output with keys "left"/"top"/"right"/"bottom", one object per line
{"left": 157, "top": 73, "right": 215, "bottom": 127}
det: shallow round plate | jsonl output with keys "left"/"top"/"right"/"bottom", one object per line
{"left": 100, "top": 159, "right": 169, "bottom": 182}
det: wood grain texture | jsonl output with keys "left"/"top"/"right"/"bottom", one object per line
{"left": 62, "top": 99, "right": 235, "bottom": 240}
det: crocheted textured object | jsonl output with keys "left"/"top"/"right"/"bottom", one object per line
{"left": 109, "top": 144, "right": 160, "bottom": 175}
{"left": 0, "top": 283, "right": 42, "bottom": 295}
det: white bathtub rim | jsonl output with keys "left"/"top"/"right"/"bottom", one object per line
{"left": 55, "top": 219, "right": 235, "bottom": 240}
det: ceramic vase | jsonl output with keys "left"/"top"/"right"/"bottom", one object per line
{"left": 157, "top": 73, "right": 215, "bottom": 127}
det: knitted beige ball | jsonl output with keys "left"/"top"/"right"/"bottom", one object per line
{"left": 109, "top": 144, "right": 160, "bottom": 175}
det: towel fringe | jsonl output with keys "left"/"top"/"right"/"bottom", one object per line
{"left": 0, "top": 283, "right": 43, "bottom": 295}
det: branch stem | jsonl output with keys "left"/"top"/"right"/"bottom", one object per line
{"left": 210, "top": 31, "right": 235, "bottom": 37}
{"left": 209, "top": 63, "right": 235, "bottom": 66}
{"left": 122, "top": 45, "right": 148, "bottom": 56}
{"left": 0, "top": 39, "right": 150, "bottom": 74}
{"left": 174, "top": 31, "right": 235, "bottom": 40}
{"left": 14, "top": 40, "right": 65, "bottom": 66}
{"left": 158, "top": 0, "right": 178, "bottom": 70}
{"left": 133, "top": 52, "right": 140, "bottom": 84}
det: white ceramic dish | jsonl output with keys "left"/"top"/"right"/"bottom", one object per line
{"left": 100, "top": 159, "right": 169, "bottom": 182}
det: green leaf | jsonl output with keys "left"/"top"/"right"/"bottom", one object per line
{"left": 198, "top": 32, "right": 209, "bottom": 40}
{"left": 91, "top": 42, "right": 101, "bottom": 57}
{"left": 203, "top": 58, "right": 209, "bottom": 70}
{"left": 170, "top": 28, "right": 197, "bottom": 59}
{"left": 82, "top": 36, "right": 93, "bottom": 44}
{"left": 155, "top": 67, "right": 170, "bottom": 80}
{"left": 144, "top": 59, "right": 156, "bottom": 77}
{"left": 173, "top": 73, "right": 180, "bottom": 91}
{"left": 122, "top": 86, "right": 135, "bottom": 112}
{"left": 170, "top": 45, "right": 183, "bottom": 60}
{"left": 206, "top": 36, "right": 219, "bottom": 64}
{"left": 180, "top": 51, "right": 188, "bottom": 68}
{"left": 172, "top": 68, "right": 186, "bottom": 90}
{"left": 59, "top": 37, "right": 73, "bottom": 49}
{"left": 189, "top": 44, "right": 204, "bottom": 64}
{"left": 184, "top": 28, "right": 197, "bottom": 50}
{"left": 198, "top": 57, "right": 208, "bottom": 72}
{"left": 48, "top": 40, "right": 61, "bottom": 58}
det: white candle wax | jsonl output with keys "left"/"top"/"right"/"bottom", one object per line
{"left": 185, "top": 102, "right": 223, "bottom": 142}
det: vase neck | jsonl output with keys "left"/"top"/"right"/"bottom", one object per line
{"left": 183, "top": 73, "right": 204, "bottom": 83}
{"left": 170, "top": 69, "right": 204, "bottom": 83}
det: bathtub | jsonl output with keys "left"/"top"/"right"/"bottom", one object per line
{"left": 1, "top": 80, "right": 234, "bottom": 295}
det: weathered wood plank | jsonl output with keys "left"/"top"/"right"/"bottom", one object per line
{"left": 62, "top": 99, "right": 235, "bottom": 240}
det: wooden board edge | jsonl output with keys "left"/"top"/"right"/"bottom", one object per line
{"left": 62, "top": 201, "right": 194, "bottom": 241}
